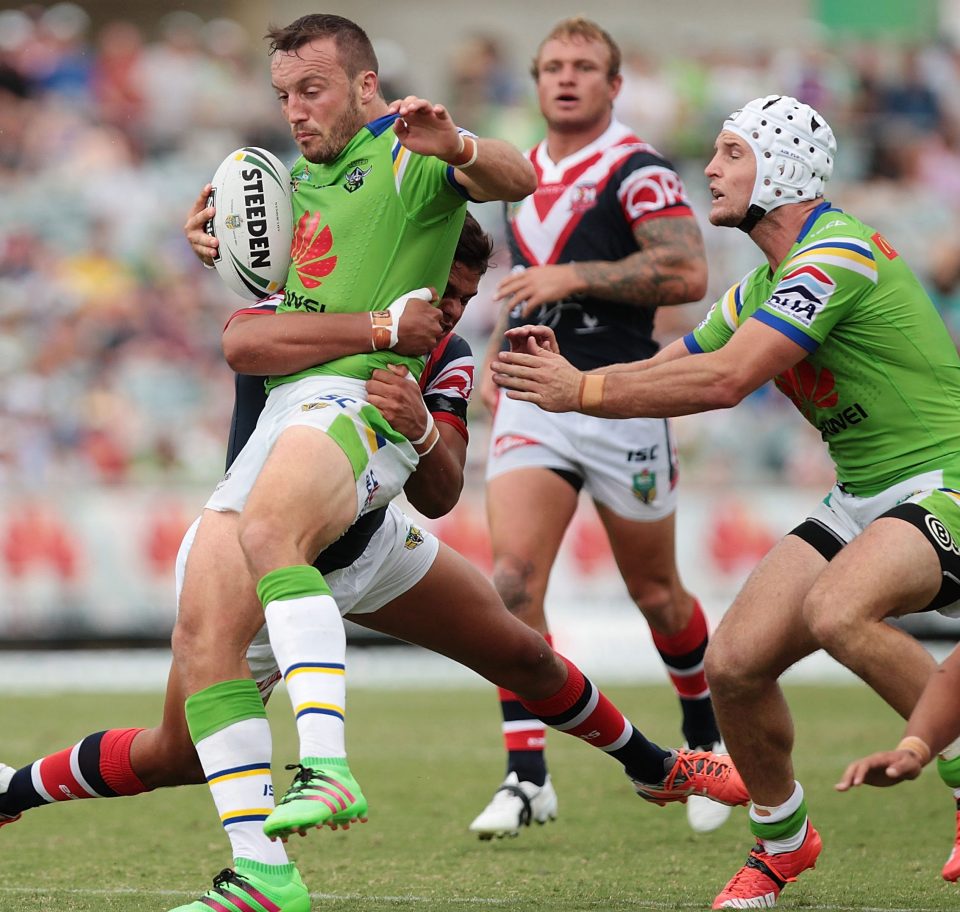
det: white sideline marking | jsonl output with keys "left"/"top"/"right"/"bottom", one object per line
{"left": 0, "top": 888, "right": 945, "bottom": 911}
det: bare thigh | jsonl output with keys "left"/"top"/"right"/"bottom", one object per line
{"left": 803, "top": 517, "right": 940, "bottom": 717}
{"left": 238, "top": 425, "right": 360, "bottom": 579}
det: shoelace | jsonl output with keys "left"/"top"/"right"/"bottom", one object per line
{"left": 720, "top": 848, "right": 789, "bottom": 898}
{"left": 210, "top": 868, "right": 247, "bottom": 896}
{"left": 277, "top": 763, "right": 318, "bottom": 805}
{"left": 671, "top": 751, "right": 730, "bottom": 788}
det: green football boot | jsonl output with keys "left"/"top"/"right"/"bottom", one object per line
{"left": 264, "top": 760, "right": 368, "bottom": 840}
{"left": 168, "top": 860, "right": 310, "bottom": 912}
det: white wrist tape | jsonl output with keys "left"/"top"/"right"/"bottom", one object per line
{"left": 411, "top": 410, "right": 435, "bottom": 447}
{"left": 372, "top": 287, "right": 435, "bottom": 351}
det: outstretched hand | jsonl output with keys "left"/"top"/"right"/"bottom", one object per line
{"left": 388, "top": 96, "right": 461, "bottom": 161}
{"left": 491, "top": 335, "right": 582, "bottom": 413}
{"left": 504, "top": 325, "right": 560, "bottom": 354}
{"left": 835, "top": 749, "right": 925, "bottom": 791}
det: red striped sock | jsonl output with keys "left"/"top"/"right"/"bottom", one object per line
{"left": 651, "top": 599, "right": 710, "bottom": 700}
{"left": 1, "top": 728, "right": 147, "bottom": 815}
{"left": 497, "top": 632, "right": 552, "bottom": 752}
{"left": 651, "top": 600, "right": 719, "bottom": 747}
{"left": 519, "top": 654, "right": 670, "bottom": 782}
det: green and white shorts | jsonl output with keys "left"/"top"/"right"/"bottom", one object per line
{"left": 790, "top": 468, "right": 960, "bottom": 617}
{"left": 206, "top": 375, "right": 418, "bottom": 520}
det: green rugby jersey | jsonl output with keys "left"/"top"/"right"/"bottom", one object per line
{"left": 268, "top": 114, "right": 468, "bottom": 389}
{"left": 686, "top": 202, "right": 960, "bottom": 496}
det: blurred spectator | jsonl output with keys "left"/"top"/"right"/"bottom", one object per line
{"left": 1, "top": 6, "right": 959, "bottom": 504}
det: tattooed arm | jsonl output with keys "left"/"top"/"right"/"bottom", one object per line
{"left": 494, "top": 215, "right": 708, "bottom": 318}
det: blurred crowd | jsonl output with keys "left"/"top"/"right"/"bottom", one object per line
{"left": 4, "top": 3, "right": 960, "bottom": 497}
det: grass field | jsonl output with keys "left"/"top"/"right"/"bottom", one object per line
{"left": 2, "top": 681, "right": 958, "bottom": 911}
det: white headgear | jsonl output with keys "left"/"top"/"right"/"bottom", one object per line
{"left": 723, "top": 95, "right": 836, "bottom": 230}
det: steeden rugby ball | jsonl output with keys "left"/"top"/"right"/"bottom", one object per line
{"left": 206, "top": 147, "right": 293, "bottom": 300}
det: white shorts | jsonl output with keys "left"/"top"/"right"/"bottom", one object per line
{"left": 486, "top": 395, "right": 679, "bottom": 521}
{"left": 174, "top": 503, "right": 439, "bottom": 698}
{"left": 807, "top": 469, "right": 948, "bottom": 542}
{"left": 206, "top": 375, "right": 418, "bottom": 520}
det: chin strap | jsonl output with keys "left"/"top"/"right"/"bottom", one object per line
{"left": 737, "top": 203, "right": 767, "bottom": 234}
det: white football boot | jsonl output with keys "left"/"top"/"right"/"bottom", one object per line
{"left": 685, "top": 741, "right": 734, "bottom": 833}
{"left": 0, "top": 763, "right": 21, "bottom": 829}
{"left": 468, "top": 772, "right": 558, "bottom": 839}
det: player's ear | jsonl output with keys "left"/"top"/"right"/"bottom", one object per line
{"left": 358, "top": 69, "right": 379, "bottom": 105}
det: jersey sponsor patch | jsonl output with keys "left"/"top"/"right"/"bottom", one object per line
{"left": 291, "top": 210, "right": 337, "bottom": 290}
{"left": 872, "top": 231, "right": 899, "bottom": 261}
{"left": 775, "top": 361, "right": 839, "bottom": 419}
{"left": 766, "top": 264, "right": 835, "bottom": 327}
{"left": 617, "top": 165, "right": 690, "bottom": 223}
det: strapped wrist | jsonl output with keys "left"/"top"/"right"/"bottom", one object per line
{"left": 370, "top": 310, "right": 396, "bottom": 351}
{"left": 896, "top": 735, "right": 932, "bottom": 765}
{"left": 578, "top": 372, "right": 605, "bottom": 413}
{"left": 411, "top": 411, "right": 439, "bottom": 455}
{"left": 414, "top": 424, "right": 440, "bottom": 456}
{"left": 446, "top": 133, "right": 479, "bottom": 169}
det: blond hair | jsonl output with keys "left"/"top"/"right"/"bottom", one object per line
{"left": 530, "top": 17, "right": 621, "bottom": 81}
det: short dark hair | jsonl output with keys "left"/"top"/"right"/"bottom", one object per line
{"left": 454, "top": 212, "right": 494, "bottom": 275}
{"left": 266, "top": 14, "right": 378, "bottom": 80}
{"left": 531, "top": 16, "right": 621, "bottom": 82}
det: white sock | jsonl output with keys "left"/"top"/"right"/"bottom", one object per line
{"left": 751, "top": 781, "right": 807, "bottom": 853}
{"left": 265, "top": 593, "right": 347, "bottom": 760}
{"left": 195, "top": 717, "right": 289, "bottom": 864}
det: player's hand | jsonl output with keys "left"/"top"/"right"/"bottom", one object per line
{"left": 504, "top": 325, "right": 560, "bottom": 353}
{"left": 184, "top": 183, "right": 218, "bottom": 267}
{"left": 495, "top": 264, "right": 585, "bottom": 318}
{"left": 492, "top": 344, "right": 582, "bottom": 413}
{"left": 835, "top": 749, "right": 925, "bottom": 790}
{"left": 367, "top": 364, "right": 430, "bottom": 439}
{"left": 394, "top": 295, "right": 444, "bottom": 356}
{"left": 388, "top": 96, "right": 461, "bottom": 161}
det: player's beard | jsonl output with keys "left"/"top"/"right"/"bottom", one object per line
{"left": 709, "top": 200, "right": 751, "bottom": 229}
{"left": 303, "top": 94, "right": 365, "bottom": 164}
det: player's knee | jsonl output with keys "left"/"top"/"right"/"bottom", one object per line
{"left": 803, "top": 589, "right": 857, "bottom": 653}
{"left": 629, "top": 584, "right": 678, "bottom": 632}
{"left": 237, "top": 513, "right": 286, "bottom": 575}
{"left": 493, "top": 556, "right": 539, "bottom": 620}
{"left": 703, "top": 633, "right": 750, "bottom": 698}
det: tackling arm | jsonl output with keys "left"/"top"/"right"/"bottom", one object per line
{"left": 222, "top": 295, "right": 443, "bottom": 375}
{"left": 366, "top": 364, "right": 467, "bottom": 518}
